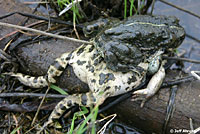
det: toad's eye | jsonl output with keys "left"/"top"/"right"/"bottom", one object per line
{"left": 86, "top": 26, "right": 94, "bottom": 33}
{"left": 83, "top": 25, "right": 95, "bottom": 37}
{"left": 85, "top": 25, "right": 94, "bottom": 34}
{"left": 83, "top": 23, "right": 102, "bottom": 38}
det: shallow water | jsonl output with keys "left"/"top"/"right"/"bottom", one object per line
{"left": 153, "top": 0, "right": 200, "bottom": 72}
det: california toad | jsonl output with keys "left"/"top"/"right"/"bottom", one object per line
{"left": 4, "top": 15, "right": 185, "bottom": 132}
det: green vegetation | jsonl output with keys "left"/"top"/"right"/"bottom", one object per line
{"left": 130, "top": 0, "right": 137, "bottom": 16}
{"left": 57, "top": 0, "right": 82, "bottom": 21}
{"left": 124, "top": 0, "right": 146, "bottom": 18}
{"left": 50, "top": 84, "right": 68, "bottom": 95}
{"left": 50, "top": 84, "right": 98, "bottom": 134}
{"left": 124, "top": 0, "right": 127, "bottom": 19}
{"left": 68, "top": 105, "right": 99, "bottom": 134}
{"left": 10, "top": 127, "right": 21, "bottom": 134}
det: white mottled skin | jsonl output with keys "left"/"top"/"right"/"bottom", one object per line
{"left": 67, "top": 44, "right": 146, "bottom": 97}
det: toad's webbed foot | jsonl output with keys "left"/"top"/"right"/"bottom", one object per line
{"left": 132, "top": 61, "right": 166, "bottom": 107}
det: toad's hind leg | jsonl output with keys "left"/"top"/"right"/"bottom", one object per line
{"left": 46, "top": 51, "right": 72, "bottom": 83}
{"left": 37, "top": 92, "right": 98, "bottom": 133}
{"left": 3, "top": 51, "right": 72, "bottom": 88}
{"left": 3, "top": 72, "right": 48, "bottom": 88}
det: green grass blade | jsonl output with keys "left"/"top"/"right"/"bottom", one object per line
{"left": 124, "top": 0, "right": 127, "bottom": 19}
{"left": 68, "top": 107, "right": 89, "bottom": 134}
{"left": 10, "top": 127, "right": 21, "bottom": 134}
{"left": 91, "top": 106, "right": 98, "bottom": 134}
{"left": 50, "top": 84, "right": 68, "bottom": 95}
{"left": 77, "top": 105, "right": 99, "bottom": 134}
{"left": 130, "top": 0, "right": 135, "bottom": 16}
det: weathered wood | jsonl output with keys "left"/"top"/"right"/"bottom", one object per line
{"left": 107, "top": 70, "right": 200, "bottom": 134}
{"left": 13, "top": 38, "right": 200, "bottom": 134}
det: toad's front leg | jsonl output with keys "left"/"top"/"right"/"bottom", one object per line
{"left": 132, "top": 61, "right": 166, "bottom": 107}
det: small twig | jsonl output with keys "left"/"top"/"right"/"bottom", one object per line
{"left": 73, "top": 2, "right": 80, "bottom": 39}
{"left": 162, "top": 85, "right": 177, "bottom": 134}
{"left": 4, "top": 39, "right": 13, "bottom": 52}
{"left": 97, "top": 114, "right": 117, "bottom": 134}
{"left": 0, "top": 22, "right": 92, "bottom": 44}
{"left": 163, "top": 56, "right": 200, "bottom": 64}
{"left": 189, "top": 118, "right": 200, "bottom": 134}
{"left": 23, "top": 1, "right": 50, "bottom": 4}
{"left": 150, "top": 0, "right": 155, "bottom": 15}
{"left": 97, "top": 114, "right": 116, "bottom": 123}
{"left": 191, "top": 71, "right": 200, "bottom": 80}
{"left": 191, "top": 127, "right": 200, "bottom": 134}
{"left": 159, "top": 0, "right": 200, "bottom": 19}
{"left": 162, "top": 76, "right": 195, "bottom": 88}
{"left": 1, "top": 5, "right": 40, "bottom": 53}
{"left": 12, "top": 113, "right": 21, "bottom": 134}
{"left": 190, "top": 118, "right": 194, "bottom": 132}
{"left": 186, "top": 34, "right": 200, "bottom": 43}
{"left": 138, "top": 0, "right": 141, "bottom": 14}
{"left": 0, "top": 49, "right": 12, "bottom": 61}
{"left": 31, "top": 86, "right": 50, "bottom": 126}
{"left": 24, "top": 125, "right": 39, "bottom": 134}
{"left": 0, "top": 92, "right": 66, "bottom": 98}
{"left": 0, "top": 12, "right": 83, "bottom": 28}
{"left": 0, "top": 100, "right": 59, "bottom": 112}
{"left": 0, "top": 21, "right": 45, "bottom": 41}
